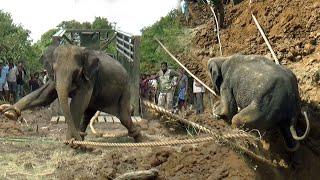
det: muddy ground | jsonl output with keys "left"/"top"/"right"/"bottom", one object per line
{"left": 0, "top": 107, "right": 258, "bottom": 179}
{"left": 1, "top": 0, "right": 320, "bottom": 179}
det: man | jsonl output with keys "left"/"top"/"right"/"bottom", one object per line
{"left": 208, "top": 0, "right": 225, "bottom": 28}
{"left": 38, "top": 71, "right": 45, "bottom": 87}
{"left": 16, "top": 61, "right": 27, "bottom": 100}
{"left": 193, "top": 79, "right": 205, "bottom": 114}
{"left": 42, "top": 69, "right": 49, "bottom": 84}
{"left": 7, "top": 61, "right": 18, "bottom": 103}
{"left": 155, "top": 62, "right": 180, "bottom": 111}
{"left": 177, "top": 68, "right": 188, "bottom": 113}
{"left": 148, "top": 73, "right": 158, "bottom": 104}
{"left": 0, "top": 60, "right": 9, "bottom": 101}
{"left": 180, "top": 0, "right": 190, "bottom": 23}
{"left": 28, "top": 73, "right": 40, "bottom": 92}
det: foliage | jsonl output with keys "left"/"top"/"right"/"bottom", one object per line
{"left": 140, "top": 9, "right": 185, "bottom": 74}
{"left": 0, "top": 10, "right": 40, "bottom": 73}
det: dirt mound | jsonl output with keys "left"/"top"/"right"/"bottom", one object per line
{"left": 175, "top": 0, "right": 320, "bottom": 178}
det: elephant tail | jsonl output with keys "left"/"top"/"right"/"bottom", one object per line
{"left": 290, "top": 111, "right": 310, "bottom": 141}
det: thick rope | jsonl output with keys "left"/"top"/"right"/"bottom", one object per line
{"left": 65, "top": 137, "right": 216, "bottom": 147}
{"left": 85, "top": 101, "right": 286, "bottom": 168}
{"left": 142, "top": 101, "right": 255, "bottom": 140}
{"left": 141, "top": 101, "right": 286, "bottom": 168}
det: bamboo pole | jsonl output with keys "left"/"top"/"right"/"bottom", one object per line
{"left": 155, "top": 38, "right": 219, "bottom": 98}
{"left": 249, "top": 0, "right": 280, "bottom": 64}
{"left": 206, "top": 0, "right": 223, "bottom": 56}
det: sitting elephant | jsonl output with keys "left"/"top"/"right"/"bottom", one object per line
{"left": 208, "top": 54, "right": 310, "bottom": 151}
{"left": 0, "top": 45, "right": 142, "bottom": 142}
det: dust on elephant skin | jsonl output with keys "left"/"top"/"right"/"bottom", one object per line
{"left": 208, "top": 54, "right": 310, "bottom": 151}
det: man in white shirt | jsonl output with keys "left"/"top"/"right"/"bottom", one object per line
{"left": 180, "top": 0, "right": 190, "bottom": 23}
{"left": 7, "top": 62, "right": 19, "bottom": 102}
{"left": 193, "top": 79, "right": 205, "bottom": 114}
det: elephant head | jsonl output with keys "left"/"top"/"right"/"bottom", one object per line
{"left": 52, "top": 45, "right": 99, "bottom": 139}
{"left": 39, "top": 44, "right": 58, "bottom": 80}
{"left": 207, "top": 58, "right": 225, "bottom": 95}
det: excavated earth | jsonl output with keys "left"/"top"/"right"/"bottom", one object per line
{"left": 0, "top": 0, "right": 319, "bottom": 179}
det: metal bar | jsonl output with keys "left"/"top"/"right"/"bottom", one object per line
{"left": 116, "top": 47, "right": 134, "bottom": 62}
{"left": 100, "top": 33, "right": 117, "bottom": 50}
{"left": 116, "top": 30, "right": 133, "bottom": 38}
{"left": 116, "top": 36, "right": 134, "bottom": 48}
{"left": 66, "top": 29, "right": 113, "bottom": 33}
{"left": 116, "top": 41, "right": 134, "bottom": 55}
{"left": 62, "top": 35, "right": 73, "bottom": 45}
{"left": 53, "top": 29, "right": 66, "bottom": 37}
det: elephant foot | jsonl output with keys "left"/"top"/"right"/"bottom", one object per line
{"left": 1, "top": 105, "right": 21, "bottom": 120}
{"left": 0, "top": 104, "right": 11, "bottom": 112}
{"left": 4, "top": 111, "right": 19, "bottom": 120}
{"left": 65, "top": 138, "right": 93, "bottom": 151}
{"left": 212, "top": 103, "right": 227, "bottom": 120}
{"left": 66, "top": 130, "right": 83, "bottom": 141}
{"left": 79, "top": 132, "right": 87, "bottom": 140}
{"left": 128, "top": 126, "right": 144, "bottom": 142}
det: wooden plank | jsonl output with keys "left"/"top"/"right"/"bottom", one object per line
{"left": 51, "top": 116, "right": 59, "bottom": 123}
{"left": 50, "top": 116, "right": 142, "bottom": 123}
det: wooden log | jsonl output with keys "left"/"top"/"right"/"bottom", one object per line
{"left": 114, "top": 168, "right": 159, "bottom": 180}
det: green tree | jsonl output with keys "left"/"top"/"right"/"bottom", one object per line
{"left": 140, "top": 10, "right": 184, "bottom": 73}
{"left": 57, "top": 20, "right": 82, "bottom": 29}
{"left": 0, "top": 10, "right": 41, "bottom": 72}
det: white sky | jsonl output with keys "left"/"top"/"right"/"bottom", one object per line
{"left": 0, "top": 0, "right": 178, "bottom": 42}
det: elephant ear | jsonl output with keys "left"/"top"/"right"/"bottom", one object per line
{"left": 82, "top": 49, "right": 100, "bottom": 81}
{"left": 208, "top": 59, "right": 223, "bottom": 94}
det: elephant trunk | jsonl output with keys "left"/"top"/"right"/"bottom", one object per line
{"left": 56, "top": 73, "right": 79, "bottom": 139}
{"left": 290, "top": 111, "right": 310, "bottom": 140}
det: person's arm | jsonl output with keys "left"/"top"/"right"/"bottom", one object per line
{"left": 170, "top": 69, "right": 180, "bottom": 77}
{"left": 195, "top": 80, "right": 202, "bottom": 87}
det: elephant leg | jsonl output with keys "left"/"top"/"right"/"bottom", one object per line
{"left": 70, "top": 85, "right": 93, "bottom": 133}
{"left": 80, "top": 108, "right": 96, "bottom": 134}
{"left": 0, "top": 81, "right": 57, "bottom": 120}
{"left": 214, "top": 85, "right": 237, "bottom": 120}
{"left": 117, "top": 89, "right": 142, "bottom": 142}
{"left": 231, "top": 101, "right": 264, "bottom": 128}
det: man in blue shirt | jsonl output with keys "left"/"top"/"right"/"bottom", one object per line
{"left": 0, "top": 60, "right": 9, "bottom": 101}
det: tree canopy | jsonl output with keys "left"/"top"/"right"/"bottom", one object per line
{"left": 0, "top": 10, "right": 40, "bottom": 72}
{"left": 140, "top": 10, "right": 185, "bottom": 73}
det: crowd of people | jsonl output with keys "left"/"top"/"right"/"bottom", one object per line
{"left": 140, "top": 62, "right": 206, "bottom": 115}
{"left": 0, "top": 59, "right": 49, "bottom": 103}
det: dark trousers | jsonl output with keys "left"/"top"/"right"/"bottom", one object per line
{"left": 213, "top": 1, "right": 225, "bottom": 28}
{"left": 194, "top": 92, "right": 204, "bottom": 114}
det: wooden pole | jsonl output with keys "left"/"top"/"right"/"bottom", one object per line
{"left": 251, "top": 14, "right": 279, "bottom": 64}
{"left": 155, "top": 38, "right": 219, "bottom": 98}
{"left": 206, "top": 0, "right": 223, "bottom": 56}
{"left": 249, "top": 0, "right": 279, "bottom": 64}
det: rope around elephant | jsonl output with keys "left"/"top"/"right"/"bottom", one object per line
{"left": 74, "top": 101, "right": 287, "bottom": 168}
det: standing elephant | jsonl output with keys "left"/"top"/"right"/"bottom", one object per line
{"left": 208, "top": 54, "right": 310, "bottom": 151}
{"left": 0, "top": 45, "right": 142, "bottom": 142}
